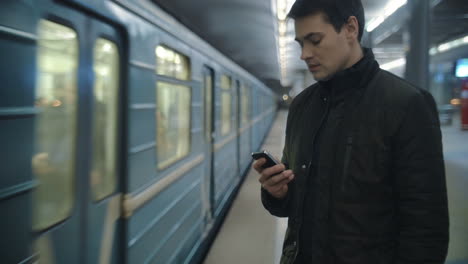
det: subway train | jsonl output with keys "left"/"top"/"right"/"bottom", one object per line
{"left": 0, "top": 0, "right": 277, "bottom": 263}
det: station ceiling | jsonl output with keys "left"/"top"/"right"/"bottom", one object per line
{"left": 153, "top": 0, "right": 467, "bottom": 93}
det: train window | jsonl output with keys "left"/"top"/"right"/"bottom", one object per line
{"left": 32, "top": 20, "right": 78, "bottom": 230}
{"left": 203, "top": 68, "right": 214, "bottom": 142}
{"left": 221, "top": 75, "right": 232, "bottom": 135}
{"left": 90, "top": 38, "right": 120, "bottom": 201}
{"left": 156, "top": 82, "right": 191, "bottom": 169}
{"left": 155, "top": 45, "right": 190, "bottom": 80}
{"left": 241, "top": 83, "right": 250, "bottom": 125}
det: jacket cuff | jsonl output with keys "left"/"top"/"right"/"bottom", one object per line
{"left": 261, "top": 187, "right": 289, "bottom": 217}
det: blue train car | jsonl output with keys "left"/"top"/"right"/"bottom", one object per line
{"left": 0, "top": 0, "right": 277, "bottom": 263}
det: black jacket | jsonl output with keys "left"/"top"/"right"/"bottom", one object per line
{"left": 261, "top": 50, "right": 449, "bottom": 264}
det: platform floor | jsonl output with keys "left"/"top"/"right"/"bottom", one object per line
{"left": 442, "top": 114, "right": 468, "bottom": 264}
{"left": 203, "top": 110, "right": 468, "bottom": 264}
{"left": 203, "top": 110, "right": 288, "bottom": 264}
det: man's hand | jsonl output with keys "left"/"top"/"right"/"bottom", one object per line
{"left": 253, "top": 158, "right": 294, "bottom": 199}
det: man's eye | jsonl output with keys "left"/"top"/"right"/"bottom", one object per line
{"left": 311, "top": 39, "right": 321, "bottom": 45}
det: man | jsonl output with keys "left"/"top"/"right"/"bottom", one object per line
{"left": 253, "top": 0, "right": 449, "bottom": 263}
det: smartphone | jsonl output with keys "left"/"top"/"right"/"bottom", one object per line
{"left": 251, "top": 150, "right": 279, "bottom": 169}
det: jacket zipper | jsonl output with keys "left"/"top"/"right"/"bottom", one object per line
{"left": 341, "top": 136, "right": 353, "bottom": 191}
{"left": 292, "top": 96, "right": 331, "bottom": 263}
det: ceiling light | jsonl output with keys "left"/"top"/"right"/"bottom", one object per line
{"left": 366, "top": 16, "right": 385, "bottom": 32}
{"left": 380, "top": 58, "right": 406, "bottom": 70}
{"left": 277, "top": 0, "right": 294, "bottom": 21}
{"left": 384, "top": 0, "right": 407, "bottom": 17}
{"left": 437, "top": 43, "right": 450, "bottom": 52}
{"left": 279, "top": 22, "right": 287, "bottom": 35}
{"left": 431, "top": 34, "right": 468, "bottom": 55}
{"left": 366, "top": 0, "right": 407, "bottom": 32}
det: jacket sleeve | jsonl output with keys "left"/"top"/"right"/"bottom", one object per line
{"left": 261, "top": 107, "right": 296, "bottom": 218}
{"left": 393, "top": 91, "right": 449, "bottom": 263}
{"left": 261, "top": 143, "right": 292, "bottom": 217}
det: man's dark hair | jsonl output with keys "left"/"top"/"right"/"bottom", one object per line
{"left": 288, "top": 0, "right": 365, "bottom": 42}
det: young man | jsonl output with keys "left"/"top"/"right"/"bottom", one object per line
{"left": 253, "top": 0, "right": 449, "bottom": 263}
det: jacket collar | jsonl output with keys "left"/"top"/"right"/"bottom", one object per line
{"left": 318, "top": 48, "right": 380, "bottom": 103}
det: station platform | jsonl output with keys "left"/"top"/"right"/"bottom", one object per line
{"left": 442, "top": 113, "right": 468, "bottom": 264}
{"left": 203, "top": 110, "right": 288, "bottom": 264}
{"left": 203, "top": 110, "right": 468, "bottom": 264}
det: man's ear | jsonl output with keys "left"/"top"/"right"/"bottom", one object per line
{"left": 345, "top": 16, "right": 360, "bottom": 41}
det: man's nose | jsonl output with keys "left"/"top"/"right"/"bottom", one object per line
{"left": 300, "top": 46, "right": 313, "bottom": 61}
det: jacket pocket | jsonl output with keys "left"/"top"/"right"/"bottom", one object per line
{"left": 280, "top": 245, "right": 296, "bottom": 264}
{"left": 280, "top": 227, "right": 297, "bottom": 264}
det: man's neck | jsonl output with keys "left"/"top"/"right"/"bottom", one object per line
{"left": 344, "top": 45, "right": 364, "bottom": 70}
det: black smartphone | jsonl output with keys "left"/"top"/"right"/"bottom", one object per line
{"left": 251, "top": 150, "right": 279, "bottom": 169}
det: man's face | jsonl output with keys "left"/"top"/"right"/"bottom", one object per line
{"left": 294, "top": 13, "right": 352, "bottom": 81}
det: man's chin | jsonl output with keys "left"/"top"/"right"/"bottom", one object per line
{"left": 311, "top": 72, "right": 331, "bottom": 82}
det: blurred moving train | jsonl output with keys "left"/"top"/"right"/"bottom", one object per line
{"left": 0, "top": 0, "right": 277, "bottom": 263}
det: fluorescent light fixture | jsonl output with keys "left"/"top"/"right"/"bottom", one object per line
{"left": 279, "top": 22, "right": 287, "bottom": 35}
{"left": 277, "top": 0, "right": 294, "bottom": 20}
{"left": 430, "top": 34, "right": 468, "bottom": 56}
{"left": 438, "top": 43, "right": 451, "bottom": 52}
{"left": 380, "top": 58, "right": 406, "bottom": 70}
{"left": 366, "top": 0, "right": 407, "bottom": 32}
{"left": 367, "top": 16, "right": 385, "bottom": 32}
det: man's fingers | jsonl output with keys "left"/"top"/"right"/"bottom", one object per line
{"left": 263, "top": 163, "right": 286, "bottom": 176}
{"left": 262, "top": 170, "right": 294, "bottom": 189}
{"left": 253, "top": 158, "right": 266, "bottom": 173}
{"left": 271, "top": 181, "right": 289, "bottom": 195}
{"left": 263, "top": 177, "right": 291, "bottom": 199}
{"left": 258, "top": 164, "right": 286, "bottom": 183}
{"left": 269, "top": 170, "right": 293, "bottom": 185}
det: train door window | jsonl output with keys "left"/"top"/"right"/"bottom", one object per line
{"left": 221, "top": 75, "right": 232, "bottom": 135}
{"left": 156, "top": 82, "right": 191, "bottom": 169}
{"left": 90, "top": 38, "right": 120, "bottom": 201}
{"left": 241, "top": 83, "right": 250, "bottom": 126}
{"left": 32, "top": 19, "right": 78, "bottom": 230}
{"left": 155, "top": 45, "right": 190, "bottom": 80}
{"left": 204, "top": 68, "right": 214, "bottom": 142}
{"left": 155, "top": 45, "right": 191, "bottom": 170}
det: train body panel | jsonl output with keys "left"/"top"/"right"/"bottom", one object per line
{"left": 0, "top": 0, "right": 277, "bottom": 263}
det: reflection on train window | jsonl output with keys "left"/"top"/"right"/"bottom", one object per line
{"left": 221, "top": 75, "right": 232, "bottom": 135}
{"left": 241, "top": 83, "right": 250, "bottom": 125}
{"left": 155, "top": 45, "right": 190, "bottom": 80}
{"left": 32, "top": 20, "right": 78, "bottom": 230}
{"left": 156, "top": 82, "right": 191, "bottom": 169}
{"left": 91, "top": 38, "right": 120, "bottom": 201}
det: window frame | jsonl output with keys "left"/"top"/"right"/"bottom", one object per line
{"left": 220, "top": 74, "right": 233, "bottom": 136}
{"left": 154, "top": 43, "right": 193, "bottom": 171}
{"left": 241, "top": 82, "right": 250, "bottom": 126}
{"left": 90, "top": 35, "right": 121, "bottom": 202}
{"left": 155, "top": 44, "right": 192, "bottom": 81}
{"left": 32, "top": 17, "right": 80, "bottom": 231}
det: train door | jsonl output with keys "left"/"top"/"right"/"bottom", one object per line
{"left": 235, "top": 80, "right": 242, "bottom": 178}
{"left": 31, "top": 4, "right": 124, "bottom": 264}
{"left": 84, "top": 18, "right": 124, "bottom": 264}
{"left": 202, "top": 66, "right": 215, "bottom": 230}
